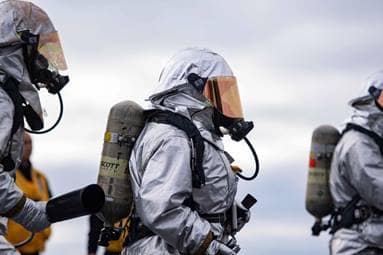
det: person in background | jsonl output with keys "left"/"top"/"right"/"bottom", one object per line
{"left": 5, "top": 133, "right": 52, "bottom": 255}
{"left": 330, "top": 70, "right": 383, "bottom": 254}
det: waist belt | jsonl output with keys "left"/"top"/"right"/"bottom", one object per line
{"left": 332, "top": 205, "right": 383, "bottom": 233}
{"left": 124, "top": 213, "right": 227, "bottom": 247}
{"left": 200, "top": 213, "right": 226, "bottom": 225}
{"left": 356, "top": 247, "right": 383, "bottom": 254}
{"left": 348, "top": 205, "right": 383, "bottom": 221}
{"left": 123, "top": 217, "right": 153, "bottom": 247}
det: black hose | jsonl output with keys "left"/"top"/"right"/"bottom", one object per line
{"left": 25, "top": 92, "right": 63, "bottom": 134}
{"left": 236, "top": 137, "right": 260, "bottom": 181}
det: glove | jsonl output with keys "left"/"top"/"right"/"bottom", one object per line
{"left": 205, "top": 240, "right": 237, "bottom": 255}
{"left": 236, "top": 201, "right": 250, "bottom": 231}
{"left": 12, "top": 198, "right": 51, "bottom": 232}
{"left": 226, "top": 201, "right": 251, "bottom": 234}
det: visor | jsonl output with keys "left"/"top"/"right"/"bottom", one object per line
{"left": 203, "top": 76, "right": 244, "bottom": 119}
{"left": 38, "top": 31, "right": 67, "bottom": 71}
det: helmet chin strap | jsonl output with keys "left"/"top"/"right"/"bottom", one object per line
{"left": 25, "top": 92, "right": 63, "bottom": 134}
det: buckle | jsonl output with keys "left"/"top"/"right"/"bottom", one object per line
{"left": 354, "top": 206, "right": 371, "bottom": 221}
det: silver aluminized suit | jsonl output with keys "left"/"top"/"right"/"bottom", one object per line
{"left": 0, "top": 1, "right": 54, "bottom": 254}
{"left": 122, "top": 48, "right": 239, "bottom": 255}
{"left": 330, "top": 73, "right": 383, "bottom": 254}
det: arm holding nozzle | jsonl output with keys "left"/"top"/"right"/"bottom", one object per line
{"left": 11, "top": 198, "right": 50, "bottom": 232}
{"left": 11, "top": 184, "right": 105, "bottom": 232}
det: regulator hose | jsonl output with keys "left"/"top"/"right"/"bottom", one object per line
{"left": 26, "top": 92, "right": 63, "bottom": 134}
{"left": 236, "top": 137, "right": 260, "bottom": 181}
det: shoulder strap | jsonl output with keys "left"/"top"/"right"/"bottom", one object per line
{"left": 0, "top": 76, "right": 24, "bottom": 136}
{"left": 0, "top": 77, "right": 24, "bottom": 172}
{"left": 343, "top": 123, "right": 383, "bottom": 154}
{"left": 145, "top": 109, "right": 206, "bottom": 188}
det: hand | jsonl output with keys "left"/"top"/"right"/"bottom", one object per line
{"left": 236, "top": 201, "right": 250, "bottom": 231}
{"left": 205, "top": 240, "right": 237, "bottom": 255}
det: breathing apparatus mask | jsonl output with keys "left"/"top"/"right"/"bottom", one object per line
{"left": 19, "top": 30, "right": 69, "bottom": 133}
{"left": 188, "top": 73, "right": 260, "bottom": 181}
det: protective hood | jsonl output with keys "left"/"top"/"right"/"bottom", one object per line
{"left": 149, "top": 47, "right": 234, "bottom": 118}
{"left": 0, "top": 0, "right": 61, "bottom": 123}
{"left": 346, "top": 70, "right": 383, "bottom": 137}
{"left": 148, "top": 48, "right": 235, "bottom": 147}
{"left": 348, "top": 101, "right": 383, "bottom": 138}
{"left": 0, "top": 0, "right": 56, "bottom": 47}
{"left": 349, "top": 70, "right": 383, "bottom": 107}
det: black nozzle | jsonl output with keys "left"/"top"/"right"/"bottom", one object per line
{"left": 46, "top": 184, "right": 105, "bottom": 223}
{"left": 241, "top": 194, "right": 257, "bottom": 210}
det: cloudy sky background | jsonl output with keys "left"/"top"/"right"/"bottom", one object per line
{"left": 19, "top": 0, "right": 383, "bottom": 254}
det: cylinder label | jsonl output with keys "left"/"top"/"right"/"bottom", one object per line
{"left": 99, "top": 156, "right": 129, "bottom": 178}
{"left": 308, "top": 168, "right": 329, "bottom": 184}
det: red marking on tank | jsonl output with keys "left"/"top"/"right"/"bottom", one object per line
{"left": 309, "top": 158, "right": 316, "bottom": 168}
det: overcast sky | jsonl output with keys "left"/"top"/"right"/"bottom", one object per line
{"left": 17, "top": 0, "right": 383, "bottom": 254}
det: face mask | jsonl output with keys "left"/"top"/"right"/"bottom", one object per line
{"left": 188, "top": 73, "right": 259, "bottom": 181}
{"left": 18, "top": 30, "right": 69, "bottom": 134}
{"left": 212, "top": 108, "right": 254, "bottom": 141}
{"left": 19, "top": 30, "right": 69, "bottom": 94}
{"left": 188, "top": 73, "right": 254, "bottom": 141}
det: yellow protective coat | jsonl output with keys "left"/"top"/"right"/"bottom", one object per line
{"left": 5, "top": 168, "right": 51, "bottom": 254}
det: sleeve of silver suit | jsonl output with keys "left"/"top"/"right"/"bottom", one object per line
{"left": 132, "top": 135, "right": 211, "bottom": 254}
{"left": 0, "top": 168, "right": 24, "bottom": 216}
{"left": 0, "top": 88, "right": 14, "bottom": 160}
{"left": 0, "top": 89, "right": 25, "bottom": 215}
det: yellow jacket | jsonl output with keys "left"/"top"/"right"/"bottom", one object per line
{"left": 6, "top": 167, "right": 52, "bottom": 254}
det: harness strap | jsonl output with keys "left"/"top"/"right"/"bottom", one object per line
{"left": 343, "top": 123, "right": 383, "bottom": 154}
{"left": 0, "top": 76, "right": 24, "bottom": 136}
{"left": 145, "top": 109, "right": 206, "bottom": 188}
{"left": 0, "top": 77, "right": 24, "bottom": 172}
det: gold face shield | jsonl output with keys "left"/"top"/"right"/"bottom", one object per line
{"left": 38, "top": 31, "right": 68, "bottom": 71}
{"left": 203, "top": 76, "right": 244, "bottom": 119}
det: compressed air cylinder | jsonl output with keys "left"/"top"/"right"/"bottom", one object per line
{"left": 305, "top": 125, "right": 340, "bottom": 219}
{"left": 97, "top": 101, "right": 145, "bottom": 225}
